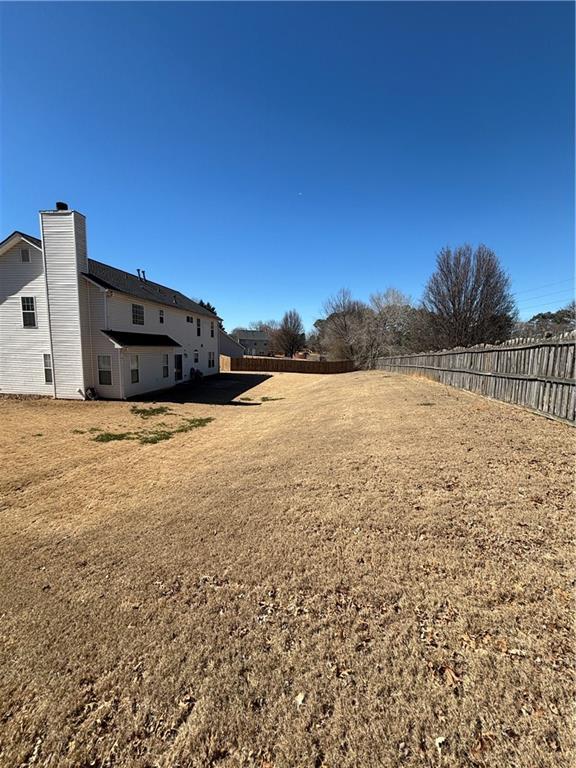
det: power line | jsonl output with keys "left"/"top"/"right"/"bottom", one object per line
{"left": 517, "top": 299, "right": 574, "bottom": 314}
{"left": 513, "top": 278, "right": 573, "bottom": 297}
{"left": 516, "top": 289, "right": 574, "bottom": 308}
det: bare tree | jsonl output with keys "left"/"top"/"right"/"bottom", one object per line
{"left": 321, "top": 288, "right": 367, "bottom": 362}
{"left": 273, "top": 310, "right": 305, "bottom": 357}
{"left": 369, "top": 289, "right": 414, "bottom": 356}
{"left": 422, "top": 244, "right": 516, "bottom": 348}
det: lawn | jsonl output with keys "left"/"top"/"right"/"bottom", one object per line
{"left": 0, "top": 371, "right": 573, "bottom": 767}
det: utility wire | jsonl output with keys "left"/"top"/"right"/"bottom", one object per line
{"left": 516, "top": 289, "right": 574, "bottom": 308}
{"left": 512, "top": 278, "right": 573, "bottom": 297}
{"left": 517, "top": 299, "right": 574, "bottom": 314}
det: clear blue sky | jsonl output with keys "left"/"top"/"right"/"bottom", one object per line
{"left": 1, "top": 1, "right": 574, "bottom": 329}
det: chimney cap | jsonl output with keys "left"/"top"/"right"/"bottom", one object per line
{"left": 55, "top": 201, "right": 69, "bottom": 211}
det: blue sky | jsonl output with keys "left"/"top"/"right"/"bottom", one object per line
{"left": 1, "top": 2, "right": 574, "bottom": 329}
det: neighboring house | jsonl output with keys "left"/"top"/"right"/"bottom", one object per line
{"left": 219, "top": 329, "right": 245, "bottom": 358}
{"left": 232, "top": 329, "right": 270, "bottom": 356}
{"left": 0, "top": 203, "right": 220, "bottom": 400}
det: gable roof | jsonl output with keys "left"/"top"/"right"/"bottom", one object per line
{"left": 85, "top": 260, "right": 218, "bottom": 318}
{"left": 0, "top": 230, "right": 219, "bottom": 319}
{"left": 0, "top": 230, "right": 42, "bottom": 255}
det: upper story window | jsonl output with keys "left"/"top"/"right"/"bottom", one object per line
{"left": 186, "top": 315, "right": 193, "bottom": 323}
{"left": 210, "top": 320, "right": 215, "bottom": 338}
{"left": 97, "top": 355, "right": 112, "bottom": 385}
{"left": 21, "top": 297, "right": 37, "bottom": 328}
{"left": 159, "top": 309, "right": 164, "bottom": 324}
{"left": 43, "top": 354, "right": 53, "bottom": 384}
{"left": 21, "top": 248, "right": 30, "bottom": 263}
{"left": 132, "top": 303, "right": 144, "bottom": 325}
{"left": 196, "top": 318, "right": 201, "bottom": 336}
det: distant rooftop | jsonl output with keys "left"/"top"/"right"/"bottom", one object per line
{"left": 233, "top": 329, "right": 269, "bottom": 340}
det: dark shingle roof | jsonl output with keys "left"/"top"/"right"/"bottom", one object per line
{"left": 0, "top": 231, "right": 218, "bottom": 320}
{"left": 85, "top": 259, "right": 218, "bottom": 319}
{"left": 102, "top": 331, "right": 181, "bottom": 347}
{"left": 234, "top": 330, "right": 269, "bottom": 341}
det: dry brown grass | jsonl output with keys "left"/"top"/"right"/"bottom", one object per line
{"left": 0, "top": 371, "right": 573, "bottom": 768}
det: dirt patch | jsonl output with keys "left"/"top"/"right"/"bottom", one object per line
{"left": 0, "top": 372, "right": 573, "bottom": 767}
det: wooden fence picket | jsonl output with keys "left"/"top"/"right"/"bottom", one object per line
{"left": 376, "top": 333, "right": 576, "bottom": 424}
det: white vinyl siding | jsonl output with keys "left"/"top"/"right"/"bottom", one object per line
{"left": 41, "top": 210, "right": 88, "bottom": 399}
{"left": 86, "top": 282, "right": 123, "bottom": 399}
{"left": 0, "top": 240, "right": 53, "bottom": 395}
{"left": 106, "top": 293, "right": 219, "bottom": 383}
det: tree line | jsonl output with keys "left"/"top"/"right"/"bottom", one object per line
{"left": 235, "top": 244, "right": 574, "bottom": 364}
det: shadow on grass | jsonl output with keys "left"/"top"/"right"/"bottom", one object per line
{"left": 130, "top": 373, "right": 271, "bottom": 406}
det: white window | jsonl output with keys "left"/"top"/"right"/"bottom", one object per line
{"left": 159, "top": 309, "right": 164, "bottom": 324}
{"left": 98, "top": 355, "right": 112, "bottom": 385}
{"left": 162, "top": 354, "right": 169, "bottom": 378}
{"left": 130, "top": 354, "right": 139, "bottom": 383}
{"left": 43, "top": 353, "right": 53, "bottom": 384}
{"left": 21, "top": 248, "right": 30, "bottom": 263}
{"left": 186, "top": 315, "right": 193, "bottom": 324}
{"left": 196, "top": 318, "right": 201, "bottom": 336}
{"left": 132, "top": 304, "right": 144, "bottom": 325}
{"left": 210, "top": 320, "right": 215, "bottom": 338}
{"left": 193, "top": 349, "right": 199, "bottom": 364}
{"left": 21, "top": 297, "right": 36, "bottom": 327}
{"left": 208, "top": 351, "right": 215, "bottom": 368}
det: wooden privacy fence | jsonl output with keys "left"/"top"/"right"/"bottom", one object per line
{"left": 376, "top": 333, "right": 576, "bottom": 424}
{"left": 220, "top": 355, "right": 355, "bottom": 374}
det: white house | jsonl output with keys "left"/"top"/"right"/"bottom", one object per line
{"left": 0, "top": 203, "right": 220, "bottom": 400}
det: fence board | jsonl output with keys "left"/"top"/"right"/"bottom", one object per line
{"left": 376, "top": 333, "right": 576, "bottom": 424}
{"left": 220, "top": 355, "right": 355, "bottom": 375}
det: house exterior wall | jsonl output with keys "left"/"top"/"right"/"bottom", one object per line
{"left": 236, "top": 336, "right": 270, "bottom": 356}
{"left": 1, "top": 208, "right": 220, "bottom": 400}
{"left": 0, "top": 241, "right": 53, "bottom": 395}
{"left": 219, "top": 330, "right": 245, "bottom": 357}
{"left": 105, "top": 291, "right": 220, "bottom": 381}
{"left": 85, "top": 282, "right": 124, "bottom": 399}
